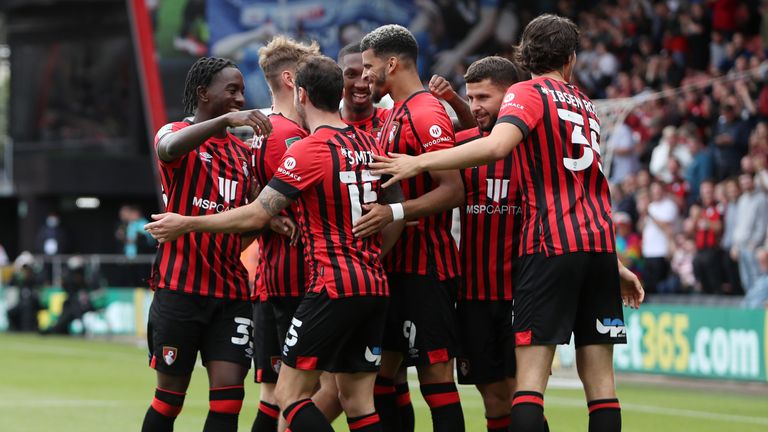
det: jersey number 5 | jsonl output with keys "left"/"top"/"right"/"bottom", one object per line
{"left": 557, "top": 108, "right": 602, "bottom": 173}
{"left": 340, "top": 170, "right": 380, "bottom": 224}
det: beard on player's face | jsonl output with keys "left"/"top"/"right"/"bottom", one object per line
{"left": 294, "top": 89, "right": 309, "bottom": 130}
{"left": 370, "top": 67, "right": 388, "bottom": 104}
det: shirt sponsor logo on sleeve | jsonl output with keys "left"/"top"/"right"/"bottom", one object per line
{"left": 503, "top": 93, "right": 515, "bottom": 103}
{"left": 277, "top": 157, "right": 301, "bottom": 182}
{"left": 429, "top": 125, "right": 442, "bottom": 138}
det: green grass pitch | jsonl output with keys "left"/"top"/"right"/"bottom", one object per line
{"left": 1, "top": 333, "right": 766, "bottom": 431}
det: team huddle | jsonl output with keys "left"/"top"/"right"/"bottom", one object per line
{"left": 143, "top": 14, "right": 645, "bottom": 432}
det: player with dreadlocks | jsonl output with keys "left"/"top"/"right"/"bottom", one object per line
{"left": 141, "top": 57, "right": 272, "bottom": 432}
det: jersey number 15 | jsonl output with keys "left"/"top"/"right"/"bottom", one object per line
{"left": 340, "top": 170, "right": 381, "bottom": 224}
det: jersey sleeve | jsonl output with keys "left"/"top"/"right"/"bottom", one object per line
{"left": 409, "top": 101, "right": 455, "bottom": 154}
{"left": 153, "top": 122, "right": 189, "bottom": 168}
{"left": 496, "top": 82, "right": 544, "bottom": 140}
{"left": 266, "top": 138, "right": 324, "bottom": 200}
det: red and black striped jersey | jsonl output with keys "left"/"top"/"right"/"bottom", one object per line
{"left": 267, "top": 125, "right": 389, "bottom": 299}
{"left": 456, "top": 127, "right": 520, "bottom": 301}
{"left": 251, "top": 114, "right": 309, "bottom": 298}
{"left": 343, "top": 107, "right": 390, "bottom": 140}
{"left": 497, "top": 77, "right": 615, "bottom": 256}
{"left": 151, "top": 120, "right": 253, "bottom": 300}
{"left": 379, "top": 91, "right": 461, "bottom": 280}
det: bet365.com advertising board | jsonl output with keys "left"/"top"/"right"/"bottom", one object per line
{"left": 554, "top": 304, "right": 767, "bottom": 382}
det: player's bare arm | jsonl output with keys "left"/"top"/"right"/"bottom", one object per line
{"left": 618, "top": 258, "right": 644, "bottom": 309}
{"left": 157, "top": 110, "right": 272, "bottom": 162}
{"left": 371, "top": 122, "right": 522, "bottom": 188}
{"left": 144, "top": 186, "right": 292, "bottom": 242}
{"left": 429, "top": 74, "right": 476, "bottom": 131}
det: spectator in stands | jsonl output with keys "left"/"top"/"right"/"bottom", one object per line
{"left": 730, "top": 172, "right": 768, "bottom": 294}
{"left": 689, "top": 180, "right": 725, "bottom": 294}
{"left": 742, "top": 247, "right": 768, "bottom": 308}
{"left": 0, "top": 243, "right": 8, "bottom": 267}
{"left": 614, "top": 211, "right": 643, "bottom": 277}
{"left": 43, "top": 256, "right": 97, "bottom": 335}
{"left": 609, "top": 121, "right": 641, "bottom": 185}
{"left": 712, "top": 102, "right": 750, "bottom": 180}
{"left": 650, "top": 126, "right": 692, "bottom": 183}
{"left": 35, "top": 212, "right": 66, "bottom": 256}
{"left": 685, "top": 135, "right": 715, "bottom": 204}
{"left": 719, "top": 177, "right": 743, "bottom": 294}
{"left": 6, "top": 252, "right": 42, "bottom": 332}
{"left": 115, "top": 204, "right": 155, "bottom": 259}
{"left": 640, "top": 181, "right": 679, "bottom": 293}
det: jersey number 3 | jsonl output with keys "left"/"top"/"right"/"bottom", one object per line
{"left": 340, "top": 170, "right": 380, "bottom": 224}
{"left": 558, "top": 108, "right": 602, "bottom": 173}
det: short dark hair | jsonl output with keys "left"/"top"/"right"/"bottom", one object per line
{"left": 360, "top": 24, "right": 418, "bottom": 63}
{"left": 464, "top": 56, "right": 529, "bottom": 88}
{"left": 182, "top": 57, "right": 237, "bottom": 114}
{"left": 337, "top": 41, "right": 362, "bottom": 62}
{"left": 295, "top": 56, "right": 344, "bottom": 112}
{"left": 514, "top": 14, "right": 580, "bottom": 75}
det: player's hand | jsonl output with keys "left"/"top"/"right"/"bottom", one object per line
{"left": 353, "top": 203, "right": 394, "bottom": 238}
{"left": 618, "top": 262, "right": 644, "bottom": 309}
{"left": 144, "top": 213, "right": 189, "bottom": 243}
{"left": 226, "top": 109, "right": 272, "bottom": 137}
{"left": 370, "top": 153, "right": 423, "bottom": 188}
{"left": 428, "top": 74, "right": 457, "bottom": 101}
{"left": 270, "top": 215, "right": 300, "bottom": 246}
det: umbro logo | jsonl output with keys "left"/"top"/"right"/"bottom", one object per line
{"left": 486, "top": 178, "right": 510, "bottom": 203}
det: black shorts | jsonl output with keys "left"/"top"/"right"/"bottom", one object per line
{"left": 147, "top": 289, "right": 254, "bottom": 375}
{"left": 456, "top": 300, "right": 515, "bottom": 384}
{"left": 514, "top": 252, "right": 625, "bottom": 348}
{"left": 252, "top": 300, "right": 280, "bottom": 383}
{"left": 281, "top": 290, "right": 388, "bottom": 373}
{"left": 383, "top": 273, "right": 459, "bottom": 367}
{"left": 252, "top": 296, "right": 303, "bottom": 383}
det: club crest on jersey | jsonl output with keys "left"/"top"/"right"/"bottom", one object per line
{"left": 162, "top": 346, "right": 178, "bottom": 366}
{"left": 458, "top": 358, "right": 470, "bottom": 376}
{"left": 388, "top": 121, "right": 400, "bottom": 145}
{"left": 285, "top": 137, "right": 300, "bottom": 148}
{"left": 596, "top": 318, "right": 626, "bottom": 338}
{"left": 270, "top": 356, "right": 282, "bottom": 374}
{"left": 199, "top": 152, "right": 213, "bottom": 163}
